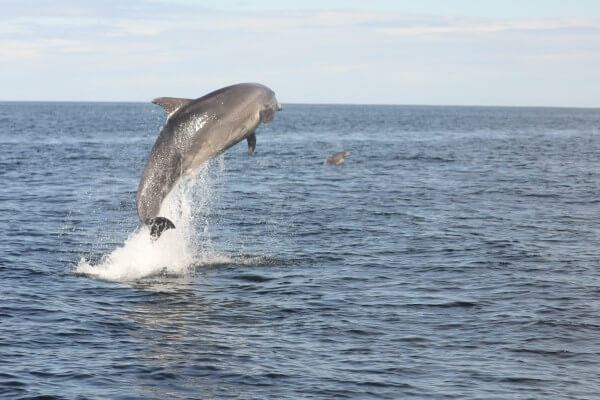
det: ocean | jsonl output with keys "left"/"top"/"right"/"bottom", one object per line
{"left": 1, "top": 102, "right": 599, "bottom": 399}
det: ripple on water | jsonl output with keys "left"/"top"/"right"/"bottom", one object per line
{"left": 2, "top": 104, "right": 600, "bottom": 399}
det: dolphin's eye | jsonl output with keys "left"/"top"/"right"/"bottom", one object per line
{"left": 259, "top": 108, "right": 275, "bottom": 123}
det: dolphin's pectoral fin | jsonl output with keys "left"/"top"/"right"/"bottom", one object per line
{"left": 259, "top": 108, "right": 275, "bottom": 123}
{"left": 246, "top": 132, "right": 256, "bottom": 155}
{"left": 145, "top": 217, "right": 176, "bottom": 239}
{"left": 152, "top": 97, "right": 193, "bottom": 118}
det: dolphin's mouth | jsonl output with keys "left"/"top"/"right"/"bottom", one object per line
{"left": 276, "top": 102, "right": 283, "bottom": 111}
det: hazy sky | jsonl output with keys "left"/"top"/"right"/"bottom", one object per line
{"left": 2, "top": 0, "right": 599, "bottom": 106}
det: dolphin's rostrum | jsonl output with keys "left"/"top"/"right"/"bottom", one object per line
{"left": 136, "top": 83, "right": 282, "bottom": 238}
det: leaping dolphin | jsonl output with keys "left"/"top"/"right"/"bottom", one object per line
{"left": 136, "top": 83, "right": 282, "bottom": 238}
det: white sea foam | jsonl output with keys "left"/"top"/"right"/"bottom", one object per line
{"left": 76, "top": 156, "right": 232, "bottom": 281}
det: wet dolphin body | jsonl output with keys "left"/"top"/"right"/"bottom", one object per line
{"left": 324, "top": 151, "right": 350, "bottom": 166}
{"left": 136, "top": 83, "right": 282, "bottom": 238}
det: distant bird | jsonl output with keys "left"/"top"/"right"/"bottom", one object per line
{"left": 324, "top": 151, "right": 350, "bottom": 166}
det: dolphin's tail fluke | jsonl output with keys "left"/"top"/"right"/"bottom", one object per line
{"left": 145, "top": 217, "right": 176, "bottom": 239}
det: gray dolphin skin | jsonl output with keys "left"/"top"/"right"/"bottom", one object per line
{"left": 136, "top": 83, "right": 282, "bottom": 238}
{"left": 324, "top": 151, "right": 350, "bottom": 166}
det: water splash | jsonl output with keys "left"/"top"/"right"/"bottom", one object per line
{"left": 76, "top": 156, "right": 232, "bottom": 281}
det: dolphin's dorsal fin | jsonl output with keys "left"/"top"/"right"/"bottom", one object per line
{"left": 152, "top": 97, "right": 193, "bottom": 117}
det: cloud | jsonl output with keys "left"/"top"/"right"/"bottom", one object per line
{"left": 111, "top": 21, "right": 165, "bottom": 36}
{"left": 3, "top": 4, "right": 598, "bottom": 40}
{"left": 377, "top": 17, "right": 600, "bottom": 36}
{"left": 0, "top": 40, "right": 39, "bottom": 59}
{"left": 0, "top": 38, "right": 91, "bottom": 60}
{"left": 322, "top": 63, "right": 369, "bottom": 73}
{"left": 0, "top": 2, "right": 599, "bottom": 105}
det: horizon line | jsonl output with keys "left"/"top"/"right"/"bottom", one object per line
{"left": 0, "top": 100, "right": 598, "bottom": 110}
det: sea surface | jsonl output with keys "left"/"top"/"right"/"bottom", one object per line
{"left": 1, "top": 101, "right": 599, "bottom": 399}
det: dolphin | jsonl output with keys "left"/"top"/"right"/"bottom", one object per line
{"left": 324, "top": 151, "right": 350, "bottom": 166}
{"left": 136, "top": 83, "right": 282, "bottom": 238}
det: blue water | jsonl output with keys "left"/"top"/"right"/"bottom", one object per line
{"left": 1, "top": 102, "right": 600, "bottom": 399}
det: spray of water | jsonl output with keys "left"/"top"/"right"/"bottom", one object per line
{"left": 76, "top": 156, "right": 234, "bottom": 281}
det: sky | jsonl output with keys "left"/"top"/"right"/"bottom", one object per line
{"left": 1, "top": 0, "right": 600, "bottom": 107}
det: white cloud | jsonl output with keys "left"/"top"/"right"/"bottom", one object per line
{"left": 0, "top": 3, "right": 599, "bottom": 105}
{"left": 0, "top": 38, "right": 92, "bottom": 61}
{"left": 377, "top": 17, "right": 600, "bottom": 36}
{"left": 322, "top": 63, "right": 369, "bottom": 73}
{"left": 0, "top": 40, "right": 39, "bottom": 59}
{"left": 111, "top": 21, "right": 165, "bottom": 36}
